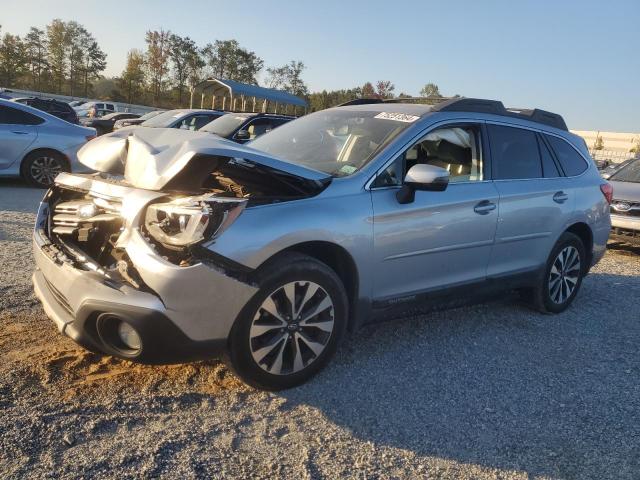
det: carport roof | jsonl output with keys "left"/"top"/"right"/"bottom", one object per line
{"left": 191, "top": 78, "right": 307, "bottom": 107}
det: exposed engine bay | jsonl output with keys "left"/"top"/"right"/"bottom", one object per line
{"left": 44, "top": 128, "right": 332, "bottom": 284}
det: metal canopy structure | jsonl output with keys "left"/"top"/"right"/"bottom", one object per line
{"left": 190, "top": 78, "right": 307, "bottom": 115}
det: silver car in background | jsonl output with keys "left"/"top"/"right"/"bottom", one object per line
{"left": 607, "top": 158, "right": 640, "bottom": 243}
{"left": 0, "top": 98, "right": 96, "bottom": 187}
{"left": 136, "top": 108, "right": 225, "bottom": 131}
{"left": 32, "top": 98, "right": 611, "bottom": 390}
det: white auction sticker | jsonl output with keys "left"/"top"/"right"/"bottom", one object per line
{"left": 374, "top": 112, "right": 420, "bottom": 123}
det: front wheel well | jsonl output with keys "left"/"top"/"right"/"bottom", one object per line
{"left": 273, "top": 241, "right": 359, "bottom": 331}
{"left": 565, "top": 222, "right": 594, "bottom": 270}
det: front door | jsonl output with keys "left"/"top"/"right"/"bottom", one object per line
{"left": 0, "top": 105, "right": 39, "bottom": 170}
{"left": 370, "top": 123, "right": 499, "bottom": 301}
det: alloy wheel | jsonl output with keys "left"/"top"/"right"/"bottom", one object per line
{"left": 249, "top": 281, "right": 335, "bottom": 375}
{"left": 548, "top": 246, "right": 581, "bottom": 304}
{"left": 29, "top": 156, "right": 62, "bottom": 186}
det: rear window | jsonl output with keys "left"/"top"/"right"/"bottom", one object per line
{"left": 0, "top": 105, "right": 44, "bottom": 125}
{"left": 488, "top": 125, "right": 542, "bottom": 180}
{"left": 545, "top": 135, "right": 588, "bottom": 176}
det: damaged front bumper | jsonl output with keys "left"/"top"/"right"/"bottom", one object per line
{"left": 32, "top": 180, "right": 259, "bottom": 364}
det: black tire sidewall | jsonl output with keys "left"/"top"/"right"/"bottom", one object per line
{"left": 227, "top": 256, "right": 348, "bottom": 391}
{"left": 22, "top": 151, "right": 68, "bottom": 188}
{"left": 541, "top": 232, "right": 586, "bottom": 313}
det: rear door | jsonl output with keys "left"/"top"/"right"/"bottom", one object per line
{"left": 0, "top": 105, "right": 40, "bottom": 170}
{"left": 486, "top": 123, "right": 574, "bottom": 277}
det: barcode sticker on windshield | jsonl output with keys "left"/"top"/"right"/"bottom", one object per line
{"left": 374, "top": 112, "right": 420, "bottom": 123}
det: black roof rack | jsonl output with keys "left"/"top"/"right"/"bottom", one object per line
{"left": 338, "top": 96, "right": 568, "bottom": 131}
{"left": 431, "top": 98, "right": 568, "bottom": 131}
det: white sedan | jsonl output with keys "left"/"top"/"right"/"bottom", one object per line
{"left": 0, "top": 99, "right": 96, "bottom": 187}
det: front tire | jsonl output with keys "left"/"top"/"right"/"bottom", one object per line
{"left": 21, "top": 151, "right": 68, "bottom": 188}
{"left": 227, "top": 253, "right": 348, "bottom": 390}
{"left": 524, "top": 232, "right": 586, "bottom": 313}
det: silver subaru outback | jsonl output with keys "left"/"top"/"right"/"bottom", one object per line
{"left": 32, "top": 98, "right": 611, "bottom": 390}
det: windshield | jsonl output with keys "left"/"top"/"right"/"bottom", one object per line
{"left": 141, "top": 110, "right": 187, "bottom": 128}
{"left": 200, "top": 114, "right": 250, "bottom": 137}
{"left": 139, "top": 110, "right": 162, "bottom": 121}
{"left": 610, "top": 159, "right": 640, "bottom": 183}
{"left": 250, "top": 109, "right": 416, "bottom": 176}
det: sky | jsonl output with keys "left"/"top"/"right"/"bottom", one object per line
{"left": 1, "top": 0, "right": 638, "bottom": 131}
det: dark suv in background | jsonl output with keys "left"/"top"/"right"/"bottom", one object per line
{"left": 11, "top": 97, "right": 79, "bottom": 124}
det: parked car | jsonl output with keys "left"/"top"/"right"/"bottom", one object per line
{"left": 113, "top": 110, "right": 163, "bottom": 130}
{"left": 82, "top": 112, "right": 140, "bottom": 135}
{"left": 75, "top": 102, "right": 117, "bottom": 119}
{"left": 138, "top": 109, "right": 225, "bottom": 130}
{"left": 0, "top": 98, "right": 96, "bottom": 187}
{"left": 607, "top": 158, "right": 640, "bottom": 243}
{"left": 601, "top": 157, "right": 636, "bottom": 179}
{"left": 68, "top": 100, "right": 86, "bottom": 108}
{"left": 11, "top": 97, "right": 79, "bottom": 124}
{"left": 199, "top": 112, "right": 294, "bottom": 143}
{"left": 31, "top": 98, "right": 611, "bottom": 390}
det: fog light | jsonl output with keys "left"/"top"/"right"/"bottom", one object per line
{"left": 117, "top": 321, "right": 141, "bottom": 350}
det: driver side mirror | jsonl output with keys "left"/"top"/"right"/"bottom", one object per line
{"left": 396, "top": 164, "right": 449, "bottom": 204}
{"left": 234, "top": 129, "right": 250, "bottom": 141}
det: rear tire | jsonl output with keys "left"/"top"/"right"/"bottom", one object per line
{"left": 226, "top": 253, "right": 348, "bottom": 390}
{"left": 21, "top": 151, "right": 68, "bottom": 188}
{"left": 523, "top": 232, "right": 586, "bottom": 313}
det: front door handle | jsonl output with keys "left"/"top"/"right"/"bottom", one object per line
{"left": 474, "top": 200, "right": 496, "bottom": 215}
{"left": 553, "top": 191, "right": 569, "bottom": 204}
{"left": 11, "top": 131, "right": 29, "bottom": 135}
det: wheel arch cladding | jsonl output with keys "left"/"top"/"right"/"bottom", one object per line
{"left": 565, "top": 222, "right": 593, "bottom": 269}
{"left": 268, "top": 241, "right": 360, "bottom": 331}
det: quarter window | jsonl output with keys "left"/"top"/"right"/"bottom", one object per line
{"left": 545, "top": 135, "right": 588, "bottom": 176}
{"left": 488, "top": 125, "right": 542, "bottom": 180}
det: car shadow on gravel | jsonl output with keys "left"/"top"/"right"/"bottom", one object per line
{"left": 281, "top": 272, "right": 640, "bottom": 479}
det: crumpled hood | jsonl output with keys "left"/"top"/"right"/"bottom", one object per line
{"left": 77, "top": 127, "right": 330, "bottom": 190}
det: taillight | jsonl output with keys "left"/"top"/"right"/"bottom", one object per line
{"left": 600, "top": 183, "right": 613, "bottom": 204}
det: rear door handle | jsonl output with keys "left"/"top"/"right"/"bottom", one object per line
{"left": 11, "top": 131, "right": 29, "bottom": 135}
{"left": 553, "top": 191, "right": 569, "bottom": 204}
{"left": 474, "top": 200, "right": 496, "bottom": 215}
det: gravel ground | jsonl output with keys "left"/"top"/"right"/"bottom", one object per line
{"left": 1, "top": 179, "right": 639, "bottom": 480}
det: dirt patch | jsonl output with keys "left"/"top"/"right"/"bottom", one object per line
{"left": 0, "top": 310, "right": 247, "bottom": 404}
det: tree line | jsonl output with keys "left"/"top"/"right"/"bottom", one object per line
{"left": 0, "top": 20, "right": 448, "bottom": 111}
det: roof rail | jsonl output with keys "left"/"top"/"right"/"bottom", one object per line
{"left": 338, "top": 96, "right": 568, "bottom": 131}
{"left": 431, "top": 97, "right": 568, "bottom": 131}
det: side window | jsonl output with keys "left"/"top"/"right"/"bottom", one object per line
{"left": 545, "top": 135, "right": 588, "bottom": 176}
{"left": 372, "top": 125, "right": 483, "bottom": 188}
{"left": 106, "top": 104, "right": 115, "bottom": 111}
{"left": 0, "top": 105, "right": 44, "bottom": 125}
{"left": 194, "top": 115, "right": 216, "bottom": 130}
{"left": 488, "top": 125, "right": 542, "bottom": 180}
{"left": 537, "top": 135, "right": 560, "bottom": 178}
{"left": 245, "top": 118, "right": 275, "bottom": 139}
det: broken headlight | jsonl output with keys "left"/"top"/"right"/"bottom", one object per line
{"left": 144, "top": 195, "right": 247, "bottom": 249}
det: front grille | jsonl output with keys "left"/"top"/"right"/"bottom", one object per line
{"left": 44, "top": 277, "right": 73, "bottom": 316}
{"left": 610, "top": 199, "right": 640, "bottom": 217}
{"left": 52, "top": 196, "right": 122, "bottom": 236}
